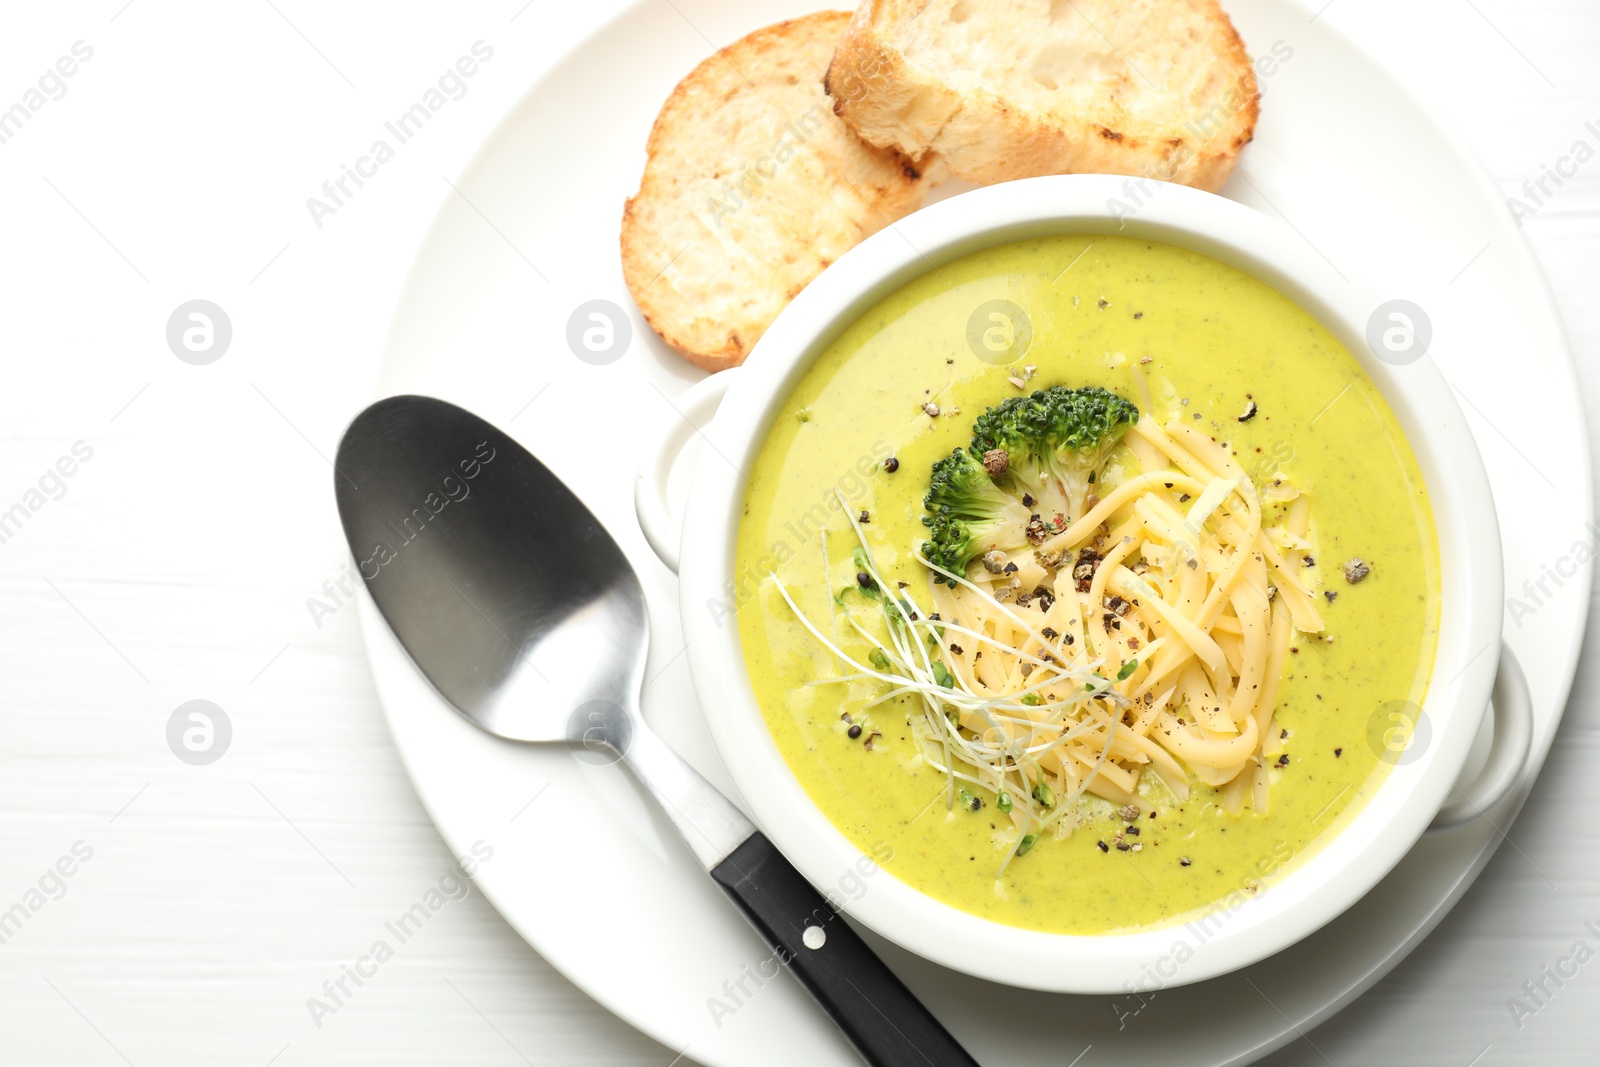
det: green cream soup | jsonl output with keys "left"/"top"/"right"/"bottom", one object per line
{"left": 734, "top": 235, "right": 1439, "bottom": 934}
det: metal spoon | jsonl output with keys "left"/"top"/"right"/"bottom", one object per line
{"left": 334, "top": 394, "right": 978, "bottom": 1067}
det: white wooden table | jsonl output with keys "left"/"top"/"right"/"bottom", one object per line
{"left": 0, "top": 2, "right": 1593, "bottom": 1064}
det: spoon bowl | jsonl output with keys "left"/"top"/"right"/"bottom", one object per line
{"left": 334, "top": 394, "right": 645, "bottom": 747}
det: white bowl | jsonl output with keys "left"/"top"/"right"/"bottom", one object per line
{"left": 643, "top": 175, "right": 1527, "bottom": 994}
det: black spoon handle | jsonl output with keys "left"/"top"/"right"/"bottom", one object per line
{"left": 710, "top": 832, "right": 980, "bottom": 1067}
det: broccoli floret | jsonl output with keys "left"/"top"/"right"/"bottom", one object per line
{"left": 968, "top": 391, "right": 1067, "bottom": 518}
{"left": 1039, "top": 385, "right": 1140, "bottom": 519}
{"left": 920, "top": 448, "right": 1030, "bottom": 584}
{"left": 970, "top": 385, "right": 1138, "bottom": 523}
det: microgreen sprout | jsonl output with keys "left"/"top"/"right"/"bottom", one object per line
{"left": 773, "top": 490, "right": 1131, "bottom": 877}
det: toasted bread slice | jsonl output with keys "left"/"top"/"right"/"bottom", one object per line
{"left": 622, "top": 12, "right": 937, "bottom": 372}
{"left": 826, "top": 0, "right": 1258, "bottom": 191}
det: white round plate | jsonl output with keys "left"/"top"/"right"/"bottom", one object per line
{"left": 360, "top": 0, "right": 1592, "bottom": 1063}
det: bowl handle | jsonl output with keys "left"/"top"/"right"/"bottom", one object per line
{"left": 634, "top": 372, "right": 734, "bottom": 574}
{"left": 1429, "top": 642, "right": 1533, "bottom": 832}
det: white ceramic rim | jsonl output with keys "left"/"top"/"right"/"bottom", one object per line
{"left": 679, "top": 174, "right": 1504, "bottom": 994}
